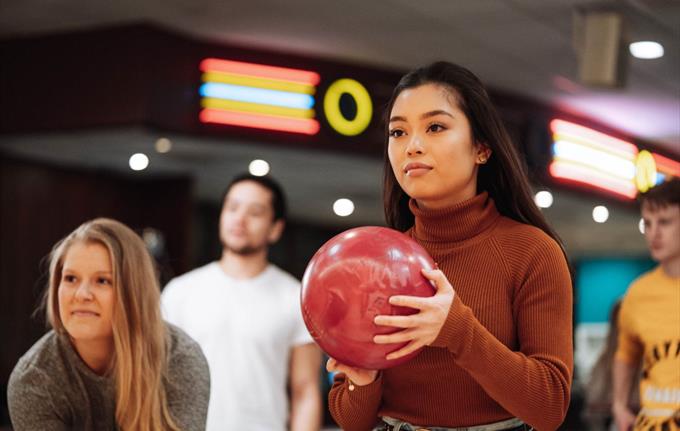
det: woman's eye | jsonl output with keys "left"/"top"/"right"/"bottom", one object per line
{"left": 63, "top": 275, "right": 76, "bottom": 283}
{"left": 389, "top": 129, "right": 404, "bottom": 138}
{"left": 97, "top": 277, "right": 112, "bottom": 285}
{"left": 428, "top": 123, "right": 445, "bottom": 133}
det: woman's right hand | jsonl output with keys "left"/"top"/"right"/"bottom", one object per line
{"left": 326, "top": 357, "right": 378, "bottom": 387}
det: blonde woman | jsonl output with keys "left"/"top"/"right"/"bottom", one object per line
{"left": 7, "top": 218, "right": 210, "bottom": 431}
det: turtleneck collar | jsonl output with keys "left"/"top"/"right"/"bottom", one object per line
{"left": 409, "top": 191, "right": 500, "bottom": 243}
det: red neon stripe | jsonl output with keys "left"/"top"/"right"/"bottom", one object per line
{"left": 199, "top": 109, "right": 320, "bottom": 135}
{"left": 652, "top": 153, "right": 680, "bottom": 177}
{"left": 200, "top": 58, "right": 320, "bottom": 86}
{"left": 550, "top": 119, "right": 638, "bottom": 158}
{"left": 549, "top": 161, "right": 637, "bottom": 199}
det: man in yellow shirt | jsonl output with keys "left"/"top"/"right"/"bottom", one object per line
{"left": 613, "top": 178, "right": 680, "bottom": 431}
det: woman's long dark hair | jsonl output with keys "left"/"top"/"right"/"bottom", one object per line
{"left": 383, "top": 61, "right": 563, "bottom": 247}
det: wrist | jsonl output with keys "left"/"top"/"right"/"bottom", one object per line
{"left": 611, "top": 401, "right": 629, "bottom": 415}
{"left": 347, "top": 371, "right": 379, "bottom": 390}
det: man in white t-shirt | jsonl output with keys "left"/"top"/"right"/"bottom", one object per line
{"left": 162, "top": 173, "right": 322, "bottom": 431}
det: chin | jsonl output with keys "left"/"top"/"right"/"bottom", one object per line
{"left": 65, "top": 326, "right": 105, "bottom": 342}
{"left": 650, "top": 251, "right": 666, "bottom": 262}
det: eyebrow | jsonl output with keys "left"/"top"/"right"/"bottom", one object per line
{"left": 62, "top": 268, "right": 112, "bottom": 274}
{"left": 389, "top": 110, "right": 454, "bottom": 123}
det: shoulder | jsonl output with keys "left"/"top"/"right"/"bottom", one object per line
{"left": 164, "top": 323, "right": 210, "bottom": 403}
{"left": 10, "top": 331, "right": 62, "bottom": 381}
{"left": 493, "top": 217, "right": 565, "bottom": 260}
{"left": 491, "top": 217, "right": 570, "bottom": 287}
{"left": 167, "top": 323, "right": 206, "bottom": 361}
{"left": 163, "top": 263, "right": 218, "bottom": 297}
{"left": 8, "top": 331, "right": 63, "bottom": 399}
{"left": 267, "top": 264, "right": 301, "bottom": 290}
{"left": 163, "top": 324, "right": 210, "bottom": 425}
{"left": 624, "top": 267, "right": 658, "bottom": 298}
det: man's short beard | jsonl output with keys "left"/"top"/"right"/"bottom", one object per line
{"left": 223, "top": 241, "right": 267, "bottom": 256}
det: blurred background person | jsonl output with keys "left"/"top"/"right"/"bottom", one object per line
{"left": 583, "top": 300, "right": 640, "bottom": 431}
{"left": 7, "top": 218, "right": 210, "bottom": 431}
{"left": 612, "top": 178, "right": 680, "bottom": 431}
{"left": 162, "top": 174, "right": 322, "bottom": 431}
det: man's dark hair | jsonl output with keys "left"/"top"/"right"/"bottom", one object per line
{"left": 221, "top": 173, "right": 288, "bottom": 221}
{"left": 638, "top": 177, "right": 680, "bottom": 210}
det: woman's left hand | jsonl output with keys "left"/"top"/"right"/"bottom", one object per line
{"left": 373, "top": 268, "right": 455, "bottom": 360}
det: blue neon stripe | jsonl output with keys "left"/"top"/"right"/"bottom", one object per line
{"left": 199, "top": 83, "right": 315, "bottom": 109}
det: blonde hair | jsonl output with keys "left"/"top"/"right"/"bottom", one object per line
{"left": 45, "top": 218, "right": 180, "bottom": 431}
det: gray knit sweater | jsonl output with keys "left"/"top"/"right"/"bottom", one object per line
{"left": 7, "top": 323, "right": 210, "bottom": 431}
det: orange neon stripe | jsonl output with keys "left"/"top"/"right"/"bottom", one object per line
{"left": 199, "top": 109, "right": 320, "bottom": 135}
{"left": 652, "top": 153, "right": 680, "bottom": 177}
{"left": 549, "top": 160, "right": 638, "bottom": 199}
{"left": 550, "top": 119, "right": 638, "bottom": 159}
{"left": 200, "top": 58, "right": 320, "bottom": 86}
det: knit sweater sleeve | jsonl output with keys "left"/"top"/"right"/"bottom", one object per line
{"left": 8, "top": 364, "right": 70, "bottom": 431}
{"left": 431, "top": 228, "right": 573, "bottom": 431}
{"left": 328, "top": 371, "right": 383, "bottom": 431}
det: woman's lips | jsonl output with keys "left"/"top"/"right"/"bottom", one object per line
{"left": 404, "top": 162, "right": 432, "bottom": 177}
{"left": 71, "top": 310, "right": 100, "bottom": 317}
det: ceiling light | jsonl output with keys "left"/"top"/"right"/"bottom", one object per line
{"left": 333, "top": 198, "right": 354, "bottom": 217}
{"left": 535, "top": 191, "right": 554, "bottom": 209}
{"left": 592, "top": 205, "right": 609, "bottom": 223}
{"left": 249, "top": 159, "right": 270, "bottom": 176}
{"left": 129, "top": 153, "right": 149, "bottom": 171}
{"left": 155, "top": 138, "right": 172, "bottom": 153}
{"left": 629, "top": 41, "right": 664, "bottom": 59}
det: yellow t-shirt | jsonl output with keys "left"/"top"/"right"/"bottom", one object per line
{"left": 616, "top": 266, "right": 680, "bottom": 430}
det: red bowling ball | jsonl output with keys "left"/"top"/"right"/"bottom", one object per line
{"left": 300, "top": 226, "right": 436, "bottom": 370}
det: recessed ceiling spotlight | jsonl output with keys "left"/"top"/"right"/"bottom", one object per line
{"left": 155, "top": 138, "right": 172, "bottom": 153}
{"left": 535, "top": 191, "right": 554, "bottom": 209}
{"left": 248, "top": 159, "right": 270, "bottom": 176}
{"left": 333, "top": 198, "right": 354, "bottom": 217}
{"left": 592, "top": 205, "right": 609, "bottom": 223}
{"left": 129, "top": 153, "right": 149, "bottom": 171}
{"left": 629, "top": 41, "right": 664, "bottom": 59}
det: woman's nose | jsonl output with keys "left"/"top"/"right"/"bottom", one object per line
{"left": 406, "top": 134, "right": 424, "bottom": 156}
{"left": 74, "top": 282, "right": 94, "bottom": 301}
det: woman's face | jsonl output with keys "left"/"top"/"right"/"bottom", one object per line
{"left": 58, "top": 241, "right": 115, "bottom": 344}
{"left": 388, "top": 83, "right": 489, "bottom": 209}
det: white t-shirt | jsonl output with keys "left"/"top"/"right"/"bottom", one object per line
{"left": 161, "top": 262, "right": 313, "bottom": 431}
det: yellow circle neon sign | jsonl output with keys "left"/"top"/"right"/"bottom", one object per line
{"left": 323, "top": 78, "right": 373, "bottom": 136}
{"left": 635, "top": 150, "right": 657, "bottom": 193}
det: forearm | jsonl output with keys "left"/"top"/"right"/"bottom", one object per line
{"left": 612, "top": 359, "right": 636, "bottom": 414}
{"left": 328, "top": 373, "right": 383, "bottom": 431}
{"left": 290, "top": 386, "right": 322, "bottom": 431}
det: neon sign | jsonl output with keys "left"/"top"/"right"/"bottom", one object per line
{"left": 199, "top": 58, "right": 321, "bottom": 135}
{"left": 323, "top": 78, "right": 373, "bottom": 136}
{"left": 549, "top": 119, "right": 680, "bottom": 199}
{"left": 198, "top": 58, "right": 375, "bottom": 137}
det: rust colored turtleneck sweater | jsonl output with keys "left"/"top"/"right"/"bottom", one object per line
{"left": 328, "top": 192, "right": 573, "bottom": 431}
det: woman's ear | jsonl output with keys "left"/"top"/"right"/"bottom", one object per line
{"left": 476, "top": 144, "right": 492, "bottom": 164}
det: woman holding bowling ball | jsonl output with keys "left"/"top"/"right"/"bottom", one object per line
{"left": 7, "top": 218, "right": 210, "bottom": 431}
{"left": 327, "top": 62, "right": 572, "bottom": 431}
